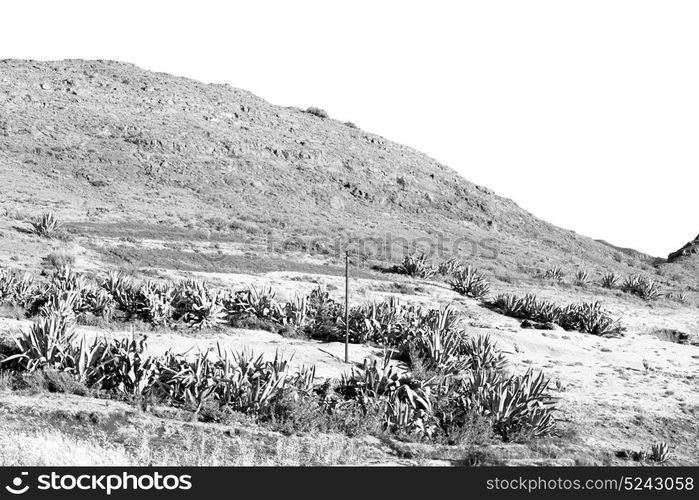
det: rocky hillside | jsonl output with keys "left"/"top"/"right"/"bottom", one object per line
{"left": 0, "top": 59, "right": 658, "bottom": 277}
{"left": 665, "top": 234, "right": 699, "bottom": 284}
{"left": 669, "top": 234, "right": 699, "bottom": 263}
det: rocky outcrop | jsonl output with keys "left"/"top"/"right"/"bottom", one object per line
{"left": 668, "top": 234, "right": 699, "bottom": 262}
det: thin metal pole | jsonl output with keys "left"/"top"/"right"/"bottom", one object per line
{"left": 344, "top": 250, "right": 350, "bottom": 364}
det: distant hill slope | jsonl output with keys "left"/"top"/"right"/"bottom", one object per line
{"left": 665, "top": 235, "right": 699, "bottom": 287}
{"left": 668, "top": 234, "right": 699, "bottom": 263}
{"left": 0, "top": 59, "right": 656, "bottom": 277}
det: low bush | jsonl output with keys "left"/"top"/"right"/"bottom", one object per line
{"left": 621, "top": 275, "right": 662, "bottom": 301}
{"left": 448, "top": 266, "right": 490, "bottom": 298}
{"left": 392, "top": 253, "right": 435, "bottom": 279}
{"left": 29, "top": 212, "right": 62, "bottom": 238}
{"left": 43, "top": 251, "right": 76, "bottom": 270}
{"left": 436, "top": 258, "right": 463, "bottom": 277}
{"left": 1, "top": 296, "right": 558, "bottom": 445}
{"left": 488, "top": 294, "right": 620, "bottom": 335}
{"left": 542, "top": 266, "right": 563, "bottom": 282}
{"left": 456, "top": 369, "right": 555, "bottom": 440}
{"left": 574, "top": 270, "right": 590, "bottom": 286}
{"left": 600, "top": 272, "right": 619, "bottom": 289}
{"left": 305, "top": 107, "right": 329, "bottom": 118}
{"left": 0, "top": 270, "right": 35, "bottom": 310}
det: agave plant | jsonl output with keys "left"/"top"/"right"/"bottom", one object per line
{"left": 226, "top": 285, "right": 282, "bottom": 321}
{"left": 650, "top": 441, "right": 670, "bottom": 463}
{"left": 638, "top": 279, "right": 662, "bottom": 301}
{"left": 489, "top": 293, "right": 619, "bottom": 336}
{"left": 137, "top": 280, "right": 174, "bottom": 325}
{"left": 569, "top": 301, "right": 619, "bottom": 335}
{"left": 89, "top": 289, "right": 116, "bottom": 319}
{"left": 172, "top": 280, "right": 226, "bottom": 329}
{"left": 600, "top": 272, "right": 619, "bottom": 289}
{"left": 448, "top": 266, "right": 490, "bottom": 299}
{"left": 489, "top": 294, "right": 523, "bottom": 317}
{"left": 11, "top": 273, "right": 35, "bottom": 308}
{"left": 0, "top": 269, "right": 18, "bottom": 303}
{"left": 574, "top": 270, "right": 590, "bottom": 286}
{"left": 102, "top": 271, "right": 139, "bottom": 318}
{"left": 281, "top": 295, "right": 309, "bottom": 328}
{"left": 411, "top": 325, "right": 470, "bottom": 374}
{"left": 29, "top": 267, "right": 98, "bottom": 319}
{"left": 220, "top": 349, "right": 292, "bottom": 413}
{"left": 621, "top": 275, "right": 662, "bottom": 301}
{"left": 542, "top": 266, "right": 564, "bottom": 282}
{"left": 29, "top": 212, "right": 62, "bottom": 238}
{"left": 460, "top": 334, "right": 508, "bottom": 372}
{"left": 372, "top": 297, "right": 415, "bottom": 344}
{"left": 186, "top": 291, "right": 226, "bottom": 329}
{"left": 3, "top": 314, "right": 76, "bottom": 372}
{"left": 70, "top": 329, "right": 154, "bottom": 394}
{"left": 340, "top": 356, "right": 434, "bottom": 435}
{"left": 459, "top": 368, "right": 556, "bottom": 440}
{"left": 393, "top": 252, "right": 435, "bottom": 279}
{"left": 343, "top": 297, "right": 403, "bottom": 345}
{"left": 160, "top": 349, "right": 222, "bottom": 410}
{"left": 304, "top": 286, "right": 344, "bottom": 339}
{"left": 346, "top": 304, "right": 383, "bottom": 344}
{"left": 289, "top": 364, "right": 317, "bottom": 395}
{"left": 436, "top": 258, "right": 464, "bottom": 276}
{"left": 520, "top": 295, "right": 562, "bottom": 323}
{"left": 40, "top": 290, "right": 82, "bottom": 322}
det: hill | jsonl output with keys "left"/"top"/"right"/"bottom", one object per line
{"left": 0, "top": 59, "right": 659, "bottom": 279}
{"left": 668, "top": 234, "right": 699, "bottom": 263}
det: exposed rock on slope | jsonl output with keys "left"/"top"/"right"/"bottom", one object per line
{"left": 668, "top": 234, "right": 699, "bottom": 263}
{"left": 0, "top": 59, "right": 652, "bottom": 274}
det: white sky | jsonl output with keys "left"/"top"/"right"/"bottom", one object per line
{"left": 2, "top": 1, "right": 697, "bottom": 257}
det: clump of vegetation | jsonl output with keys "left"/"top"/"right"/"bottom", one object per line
{"left": 0, "top": 254, "right": 560, "bottom": 445}
{"left": 488, "top": 294, "right": 620, "bottom": 335}
{"left": 621, "top": 275, "right": 662, "bottom": 301}
{"left": 137, "top": 280, "right": 175, "bottom": 326}
{"left": 666, "top": 292, "right": 687, "bottom": 304}
{"left": 618, "top": 442, "right": 670, "bottom": 463}
{"left": 542, "top": 266, "right": 563, "bottom": 282}
{"left": 0, "top": 261, "right": 622, "bottom": 345}
{"left": 600, "top": 272, "right": 619, "bottom": 289}
{"left": 447, "top": 266, "right": 490, "bottom": 298}
{"left": 489, "top": 294, "right": 560, "bottom": 324}
{"left": 172, "top": 279, "right": 226, "bottom": 329}
{"left": 392, "top": 252, "right": 435, "bottom": 279}
{"left": 28, "top": 212, "right": 62, "bottom": 238}
{"left": 0, "top": 270, "right": 35, "bottom": 310}
{"left": 436, "top": 258, "right": 463, "bottom": 277}
{"left": 565, "top": 301, "right": 620, "bottom": 335}
{"left": 1, "top": 302, "right": 558, "bottom": 445}
{"left": 403, "top": 321, "right": 554, "bottom": 440}
{"left": 0, "top": 265, "right": 466, "bottom": 346}
{"left": 650, "top": 442, "right": 670, "bottom": 463}
{"left": 574, "top": 270, "right": 590, "bottom": 286}
{"left": 305, "top": 107, "right": 329, "bottom": 118}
